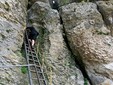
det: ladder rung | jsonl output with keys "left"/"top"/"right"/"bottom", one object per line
{"left": 27, "top": 50, "right": 30, "bottom": 52}
{"left": 30, "top": 70, "right": 42, "bottom": 74}
{"left": 39, "top": 79, "right": 45, "bottom": 81}
{"left": 28, "top": 55, "right": 36, "bottom": 58}
{"left": 34, "top": 60, "right": 39, "bottom": 63}
{"left": 36, "top": 65, "right": 41, "bottom": 68}
{"left": 37, "top": 71, "right": 42, "bottom": 73}
{"left": 31, "top": 51, "right": 35, "bottom": 53}
{"left": 31, "top": 49, "right": 35, "bottom": 51}
{"left": 30, "top": 70, "right": 36, "bottom": 73}
{"left": 26, "top": 45, "right": 29, "bottom": 47}
{"left": 26, "top": 46, "right": 29, "bottom": 48}
{"left": 32, "top": 78, "right": 38, "bottom": 80}
{"left": 33, "top": 56, "right": 37, "bottom": 58}
{"left": 33, "top": 57, "right": 37, "bottom": 59}
{"left": 29, "top": 59, "right": 33, "bottom": 61}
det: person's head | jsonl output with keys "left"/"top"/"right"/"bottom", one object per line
{"left": 27, "top": 26, "right": 34, "bottom": 29}
{"left": 52, "top": 0, "right": 55, "bottom": 4}
{"left": 27, "top": 26, "right": 34, "bottom": 32}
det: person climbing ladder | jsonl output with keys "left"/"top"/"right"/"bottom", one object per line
{"left": 52, "top": 0, "right": 59, "bottom": 11}
{"left": 26, "top": 26, "right": 39, "bottom": 47}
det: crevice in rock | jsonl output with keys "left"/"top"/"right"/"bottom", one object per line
{"left": 96, "top": 3, "right": 110, "bottom": 27}
{"left": 50, "top": 1, "right": 93, "bottom": 83}
{"left": 59, "top": 14, "right": 93, "bottom": 85}
{"left": 27, "top": 0, "right": 31, "bottom": 9}
{"left": 26, "top": 0, "right": 94, "bottom": 84}
{"left": 27, "top": 0, "right": 37, "bottom": 10}
{"left": 96, "top": 2, "right": 113, "bottom": 37}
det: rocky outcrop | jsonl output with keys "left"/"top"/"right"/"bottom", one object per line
{"left": 28, "top": 0, "right": 49, "bottom": 9}
{"left": 55, "top": 0, "right": 75, "bottom": 6}
{"left": 60, "top": 2, "right": 113, "bottom": 85}
{"left": 96, "top": 1, "right": 113, "bottom": 36}
{"left": 1, "top": 0, "right": 113, "bottom": 85}
{"left": 28, "top": 1, "right": 85, "bottom": 85}
{"left": 0, "top": 0, "right": 28, "bottom": 85}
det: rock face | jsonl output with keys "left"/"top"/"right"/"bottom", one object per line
{"left": 1, "top": 0, "right": 113, "bottom": 85}
{"left": 55, "top": 0, "right": 74, "bottom": 6}
{"left": 96, "top": 1, "right": 113, "bottom": 36}
{"left": 28, "top": 0, "right": 49, "bottom": 9}
{"left": 0, "top": 0, "right": 28, "bottom": 85}
{"left": 28, "top": 1, "right": 85, "bottom": 85}
{"left": 60, "top": 2, "right": 113, "bottom": 85}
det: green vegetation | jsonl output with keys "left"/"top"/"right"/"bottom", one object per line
{"left": 60, "top": 0, "right": 69, "bottom": 5}
{"left": 21, "top": 66, "right": 27, "bottom": 74}
{"left": 15, "top": 48, "right": 26, "bottom": 58}
{"left": 21, "top": 48, "right": 26, "bottom": 58}
{"left": 95, "top": 30, "right": 109, "bottom": 35}
{"left": 14, "top": 50, "right": 22, "bottom": 57}
{"left": 84, "top": 78, "right": 88, "bottom": 85}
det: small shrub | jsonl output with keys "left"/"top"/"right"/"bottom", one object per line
{"left": 84, "top": 78, "right": 88, "bottom": 85}
{"left": 95, "top": 30, "right": 109, "bottom": 35}
{"left": 21, "top": 66, "right": 27, "bottom": 74}
{"left": 60, "top": 0, "right": 69, "bottom": 5}
{"left": 21, "top": 48, "right": 26, "bottom": 58}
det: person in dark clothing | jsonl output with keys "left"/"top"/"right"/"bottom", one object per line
{"left": 52, "top": 0, "right": 59, "bottom": 11}
{"left": 26, "top": 26, "right": 39, "bottom": 47}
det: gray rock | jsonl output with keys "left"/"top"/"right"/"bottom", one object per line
{"left": 60, "top": 2, "right": 113, "bottom": 85}
{"left": 0, "top": 0, "right": 28, "bottom": 85}
{"left": 96, "top": 1, "right": 113, "bottom": 36}
{"left": 28, "top": 1, "right": 85, "bottom": 85}
{"left": 28, "top": 0, "right": 49, "bottom": 9}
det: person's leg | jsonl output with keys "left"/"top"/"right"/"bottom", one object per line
{"left": 31, "top": 39, "right": 35, "bottom": 47}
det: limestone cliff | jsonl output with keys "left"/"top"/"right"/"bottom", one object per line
{"left": 27, "top": 1, "right": 85, "bottom": 85}
{"left": 1, "top": 0, "right": 113, "bottom": 85}
{"left": 60, "top": 1, "right": 113, "bottom": 85}
{"left": 0, "top": 0, "right": 28, "bottom": 85}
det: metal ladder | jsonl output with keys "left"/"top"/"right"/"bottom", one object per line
{"left": 24, "top": 30, "right": 47, "bottom": 85}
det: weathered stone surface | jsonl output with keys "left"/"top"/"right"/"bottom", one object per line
{"left": 60, "top": 2, "right": 113, "bottom": 85}
{"left": 96, "top": 1, "right": 113, "bottom": 36}
{"left": 0, "top": 0, "right": 28, "bottom": 85}
{"left": 55, "top": 0, "right": 76, "bottom": 6}
{"left": 28, "top": 0, "right": 49, "bottom": 9}
{"left": 28, "top": 1, "right": 85, "bottom": 85}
